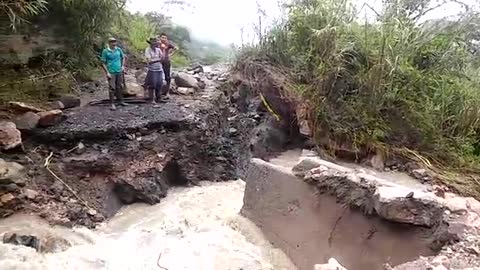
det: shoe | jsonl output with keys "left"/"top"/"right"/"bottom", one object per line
{"left": 110, "top": 104, "right": 117, "bottom": 111}
{"left": 119, "top": 102, "right": 128, "bottom": 106}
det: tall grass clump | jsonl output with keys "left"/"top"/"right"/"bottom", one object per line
{"left": 236, "top": 0, "right": 480, "bottom": 194}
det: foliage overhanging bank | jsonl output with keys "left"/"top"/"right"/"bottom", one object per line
{"left": 235, "top": 0, "right": 480, "bottom": 189}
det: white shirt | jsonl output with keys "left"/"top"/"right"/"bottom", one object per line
{"left": 144, "top": 47, "right": 163, "bottom": 71}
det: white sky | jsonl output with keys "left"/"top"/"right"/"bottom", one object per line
{"left": 127, "top": 0, "right": 477, "bottom": 45}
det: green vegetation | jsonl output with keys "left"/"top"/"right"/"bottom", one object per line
{"left": 0, "top": 0, "right": 48, "bottom": 30}
{"left": 0, "top": 0, "right": 231, "bottom": 105}
{"left": 235, "top": 0, "right": 480, "bottom": 196}
{"left": 1, "top": 0, "right": 229, "bottom": 69}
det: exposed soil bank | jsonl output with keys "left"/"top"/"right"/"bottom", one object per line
{"left": 242, "top": 154, "right": 480, "bottom": 270}
{"left": 0, "top": 68, "right": 259, "bottom": 228}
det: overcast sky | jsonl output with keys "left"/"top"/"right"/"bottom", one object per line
{"left": 127, "top": 0, "right": 477, "bottom": 45}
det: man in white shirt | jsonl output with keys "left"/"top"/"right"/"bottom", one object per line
{"left": 144, "top": 38, "right": 164, "bottom": 103}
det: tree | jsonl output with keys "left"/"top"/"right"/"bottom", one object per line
{"left": 1, "top": 0, "right": 48, "bottom": 30}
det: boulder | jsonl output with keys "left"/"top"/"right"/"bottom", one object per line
{"left": 113, "top": 176, "right": 168, "bottom": 205}
{"left": 55, "top": 95, "right": 81, "bottom": 109}
{"left": 8, "top": 102, "right": 44, "bottom": 113}
{"left": 175, "top": 87, "right": 195, "bottom": 95}
{"left": 0, "top": 158, "right": 26, "bottom": 186}
{"left": 2, "top": 233, "right": 40, "bottom": 251}
{"left": 14, "top": 112, "right": 40, "bottom": 130}
{"left": 0, "top": 193, "right": 15, "bottom": 205}
{"left": 135, "top": 69, "right": 147, "bottom": 84}
{"left": 373, "top": 186, "right": 444, "bottom": 227}
{"left": 174, "top": 72, "right": 199, "bottom": 89}
{"left": 369, "top": 151, "right": 385, "bottom": 171}
{"left": 50, "top": 101, "right": 65, "bottom": 110}
{"left": 23, "top": 189, "right": 39, "bottom": 200}
{"left": 0, "top": 121, "right": 22, "bottom": 150}
{"left": 37, "top": 110, "right": 63, "bottom": 127}
{"left": 124, "top": 81, "right": 144, "bottom": 97}
{"left": 2, "top": 233, "right": 70, "bottom": 253}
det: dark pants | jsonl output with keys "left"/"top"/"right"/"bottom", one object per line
{"left": 145, "top": 70, "right": 164, "bottom": 101}
{"left": 108, "top": 73, "right": 124, "bottom": 103}
{"left": 162, "top": 61, "right": 171, "bottom": 94}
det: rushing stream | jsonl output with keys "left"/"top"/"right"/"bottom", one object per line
{"left": 0, "top": 180, "right": 295, "bottom": 270}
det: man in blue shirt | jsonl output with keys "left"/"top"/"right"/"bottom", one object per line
{"left": 101, "top": 37, "right": 128, "bottom": 110}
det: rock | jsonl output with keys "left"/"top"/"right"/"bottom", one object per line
{"left": 113, "top": 176, "right": 169, "bottom": 205}
{"left": 91, "top": 213, "right": 105, "bottom": 223}
{"left": 369, "top": 151, "right": 385, "bottom": 171}
{"left": 0, "top": 121, "right": 22, "bottom": 150}
{"left": 174, "top": 72, "right": 199, "bottom": 89}
{"left": 50, "top": 181, "right": 65, "bottom": 195}
{"left": 293, "top": 158, "right": 322, "bottom": 177}
{"left": 301, "top": 149, "right": 318, "bottom": 158}
{"left": 55, "top": 95, "right": 81, "bottom": 109}
{"left": 229, "top": 128, "right": 238, "bottom": 135}
{"left": 444, "top": 197, "right": 478, "bottom": 214}
{"left": 175, "top": 87, "right": 195, "bottom": 95}
{"left": 51, "top": 217, "right": 73, "bottom": 227}
{"left": 431, "top": 255, "right": 450, "bottom": 267}
{"left": 197, "top": 80, "right": 207, "bottom": 90}
{"left": 135, "top": 69, "right": 147, "bottom": 84}
{"left": 217, "top": 76, "right": 228, "bottom": 82}
{"left": 0, "top": 159, "right": 25, "bottom": 185}
{"left": 412, "top": 168, "right": 429, "bottom": 179}
{"left": 8, "top": 102, "right": 44, "bottom": 113}
{"left": 188, "top": 64, "right": 204, "bottom": 74}
{"left": 37, "top": 110, "right": 63, "bottom": 127}
{"left": 0, "top": 183, "right": 19, "bottom": 193}
{"left": 296, "top": 104, "right": 312, "bottom": 136}
{"left": 50, "top": 101, "right": 65, "bottom": 110}
{"left": 466, "top": 246, "right": 480, "bottom": 255}
{"left": 373, "top": 186, "right": 444, "bottom": 226}
{"left": 76, "top": 142, "right": 86, "bottom": 154}
{"left": 63, "top": 154, "right": 114, "bottom": 173}
{"left": 2, "top": 232, "right": 70, "bottom": 253}
{"left": 24, "top": 189, "right": 39, "bottom": 200}
{"left": 314, "top": 258, "right": 347, "bottom": 270}
{"left": 79, "top": 82, "right": 99, "bottom": 93}
{"left": 124, "top": 81, "right": 144, "bottom": 97}
{"left": 14, "top": 112, "right": 40, "bottom": 130}
{"left": 87, "top": 209, "right": 97, "bottom": 216}
{"left": 0, "top": 193, "right": 15, "bottom": 204}
{"left": 3, "top": 233, "right": 40, "bottom": 251}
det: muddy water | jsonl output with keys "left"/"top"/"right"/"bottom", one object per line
{"left": 0, "top": 181, "right": 295, "bottom": 270}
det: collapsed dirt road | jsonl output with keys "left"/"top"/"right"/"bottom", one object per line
{"left": 0, "top": 66, "right": 256, "bottom": 228}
